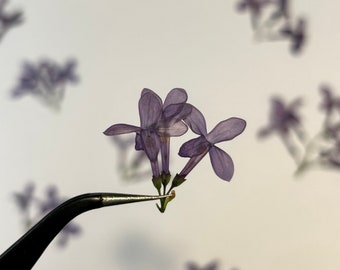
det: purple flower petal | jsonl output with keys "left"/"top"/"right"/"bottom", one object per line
{"left": 207, "top": 117, "right": 246, "bottom": 144}
{"left": 162, "top": 103, "right": 192, "bottom": 123}
{"left": 209, "top": 146, "right": 234, "bottom": 181}
{"left": 140, "top": 130, "right": 160, "bottom": 161}
{"left": 179, "top": 136, "right": 210, "bottom": 157}
{"left": 163, "top": 88, "right": 187, "bottom": 107}
{"left": 183, "top": 106, "right": 207, "bottom": 136}
{"left": 103, "top": 124, "right": 140, "bottom": 136}
{"left": 135, "top": 133, "right": 143, "bottom": 150}
{"left": 139, "top": 91, "right": 162, "bottom": 128}
{"left": 160, "top": 121, "right": 188, "bottom": 136}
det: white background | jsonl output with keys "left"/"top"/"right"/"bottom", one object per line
{"left": 1, "top": 0, "right": 340, "bottom": 269}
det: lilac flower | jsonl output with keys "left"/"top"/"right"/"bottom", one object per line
{"left": 178, "top": 106, "right": 246, "bottom": 181}
{"left": 11, "top": 58, "right": 79, "bottom": 109}
{"left": 104, "top": 88, "right": 191, "bottom": 177}
{"left": 258, "top": 96, "right": 303, "bottom": 138}
{"left": 14, "top": 183, "right": 81, "bottom": 247}
{"left": 13, "top": 182, "right": 35, "bottom": 212}
{"left": 280, "top": 17, "right": 306, "bottom": 54}
{"left": 0, "top": 0, "right": 23, "bottom": 41}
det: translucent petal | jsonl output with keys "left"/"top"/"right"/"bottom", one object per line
{"left": 162, "top": 103, "right": 192, "bottom": 123}
{"left": 139, "top": 91, "right": 162, "bottom": 128}
{"left": 183, "top": 105, "right": 207, "bottom": 136}
{"left": 163, "top": 88, "right": 187, "bottom": 107}
{"left": 103, "top": 124, "right": 140, "bottom": 136}
{"left": 207, "top": 117, "right": 246, "bottom": 144}
{"left": 159, "top": 121, "right": 188, "bottom": 137}
{"left": 135, "top": 133, "right": 144, "bottom": 150}
{"left": 140, "top": 130, "right": 160, "bottom": 162}
{"left": 179, "top": 136, "right": 210, "bottom": 157}
{"left": 209, "top": 146, "right": 234, "bottom": 181}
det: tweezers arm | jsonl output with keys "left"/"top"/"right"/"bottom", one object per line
{"left": 0, "top": 192, "right": 168, "bottom": 270}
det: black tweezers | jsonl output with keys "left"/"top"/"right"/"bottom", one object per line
{"left": 0, "top": 192, "right": 171, "bottom": 269}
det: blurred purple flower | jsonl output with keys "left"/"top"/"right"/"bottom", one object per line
{"left": 179, "top": 106, "right": 246, "bottom": 181}
{"left": 270, "top": 0, "right": 290, "bottom": 20}
{"left": 236, "top": 0, "right": 272, "bottom": 29}
{"left": 280, "top": 17, "right": 306, "bottom": 55}
{"left": 0, "top": 0, "right": 23, "bottom": 41}
{"left": 13, "top": 183, "right": 81, "bottom": 247}
{"left": 258, "top": 96, "right": 303, "bottom": 138}
{"left": 11, "top": 58, "right": 79, "bottom": 109}
{"left": 104, "top": 88, "right": 191, "bottom": 177}
{"left": 13, "top": 182, "right": 35, "bottom": 212}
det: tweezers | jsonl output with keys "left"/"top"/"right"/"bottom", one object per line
{"left": 0, "top": 192, "right": 171, "bottom": 269}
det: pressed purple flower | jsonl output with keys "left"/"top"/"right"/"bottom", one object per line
{"left": 179, "top": 106, "right": 246, "bottom": 181}
{"left": 104, "top": 88, "right": 191, "bottom": 177}
{"left": 258, "top": 96, "right": 302, "bottom": 137}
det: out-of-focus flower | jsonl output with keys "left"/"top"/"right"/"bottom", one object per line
{"left": 236, "top": 0, "right": 272, "bottom": 29}
{"left": 258, "top": 96, "right": 303, "bottom": 138}
{"left": 280, "top": 17, "right": 306, "bottom": 55}
{"left": 270, "top": 0, "right": 290, "bottom": 20}
{"left": 11, "top": 58, "right": 79, "bottom": 109}
{"left": 319, "top": 84, "right": 340, "bottom": 115}
{"left": 179, "top": 106, "right": 246, "bottom": 181}
{"left": 13, "top": 183, "right": 81, "bottom": 247}
{"left": 0, "top": 0, "right": 23, "bottom": 41}
{"left": 13, "top": 181, "right": 35, "bottom": 212}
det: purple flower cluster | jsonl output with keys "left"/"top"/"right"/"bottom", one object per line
{"left": 13, "top": 182, "right": 81, "bottom": 247}
{"left": 11, "top": 58, "right": 79, "bottom": 109}
{"left": 0, "top": 0, "right": 23, "bottom": 41}
{"left": 104, "top": 88, "right": 246, "bottom": 212}
{"left": 259, "top": 85, "right": 340, "bottom": 175}
{"left": 236, "top": 0, "right": 306, "bottom": 55}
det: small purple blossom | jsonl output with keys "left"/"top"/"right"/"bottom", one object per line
{"left": 258, "top": 96, "right": 303, "bottom": 138}
{"left": 0, "top": 0, "right": 23, "bottom": 41}
{"left": 13, "top": 183, "right": 81, "bottom": 247}
{"left": 11, "top": 58, "right": 79, "bottom": 109}
{"left": 236, "top": 0, "right": 272, "bottom": 29}
{"left": 179, "top": 106, "right": 246, "bottom": 181}
{"left": 13, "top": 181, "right": 35, "bottom": 212}
{"left": 105, "top": 88, "right": 246, "bottom": 211}
{"left": 280, "top": 17, "right": 306, "bottom": 54}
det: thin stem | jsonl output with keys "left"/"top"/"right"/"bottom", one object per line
{"left": 0, "top": 192, "right": 171, "bottom": 270}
